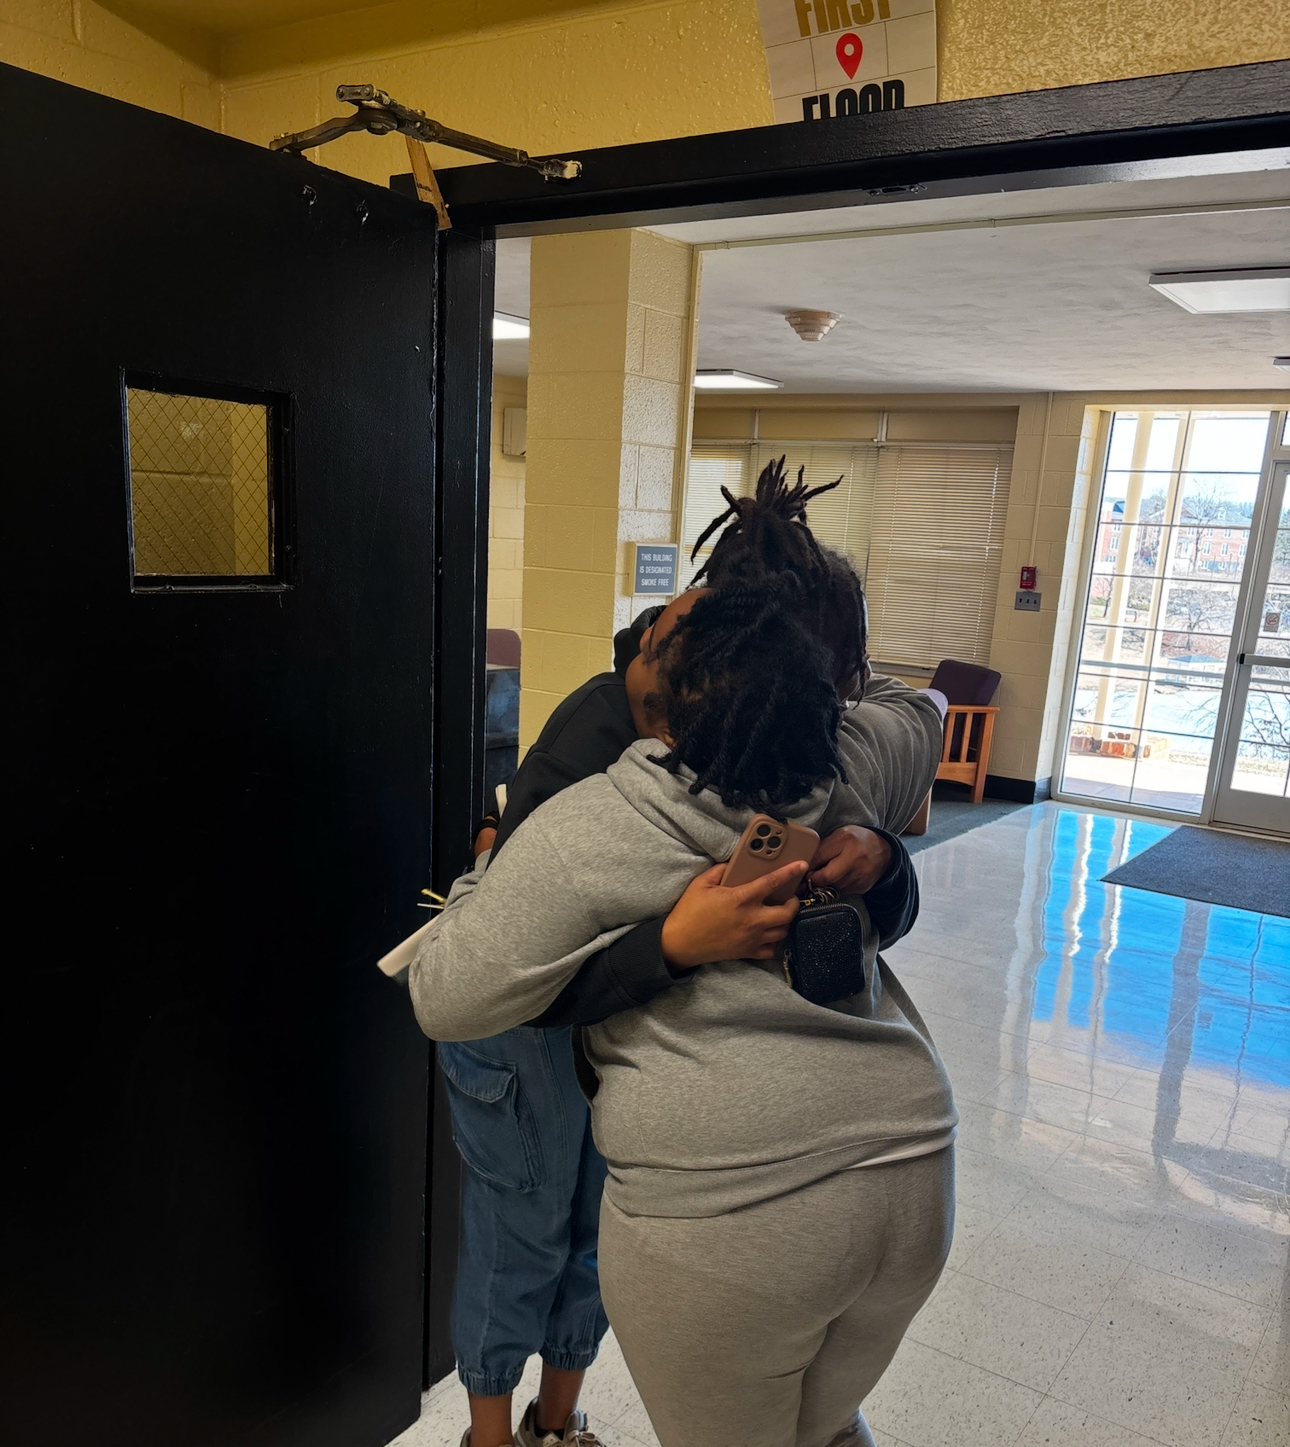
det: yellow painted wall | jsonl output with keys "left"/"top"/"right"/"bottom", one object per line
{"left": 489, "top": 373, "right": 527, "bottom": 635}
{"left": 217, "top": 0, "right": 772, "bottom": 184}
{"left": 8, "top": 0, "right": 1290, "bottom": 168}
{"left": 522, "top": 227, "right": 692, "bottom": 747}
{"left": 937, "top": 0, "right": 1290, "bottom": 101}
{"left": 6, "top": 0, "right": 1288, "bottom": 186}
{"left": 1, "top": 0, "right": 218, "bottom": 126}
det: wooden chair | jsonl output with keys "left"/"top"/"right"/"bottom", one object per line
{"left": 938, "top": 702, "right": 1000, "bottom": 802}
{"left": 903, "top": 660, "right": 1002, "bottom": 835}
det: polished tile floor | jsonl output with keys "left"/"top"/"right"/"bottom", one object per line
{"left": 395, "top": 803, "right": 1290, "bottom": 1447}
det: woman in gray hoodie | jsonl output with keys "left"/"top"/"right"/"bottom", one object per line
{"left": 412, "top": 575, "right": 955, "bottom": 1447}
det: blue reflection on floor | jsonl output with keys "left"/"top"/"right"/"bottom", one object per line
{"left": 1032, "top": 810, "right": 1290, "bottom": 1089}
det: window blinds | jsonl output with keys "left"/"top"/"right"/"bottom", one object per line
{"left": 681, "top": 446, "right": 749, "bottom": 584}
{"left": 864, "top": 445, "right": 1011, "bottom": 670}
{"left": 682, "top": 439, "right": 1011, "bottom": 669}
{"left": 751, "top": 444, "right": 877, "bottom": 561}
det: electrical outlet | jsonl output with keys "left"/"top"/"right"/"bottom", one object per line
{"left": 1015, "top": 590, "right": 1042, "bottom": 612}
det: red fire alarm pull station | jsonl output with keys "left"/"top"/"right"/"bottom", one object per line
{"left": 1020, "top": 565, "right": 1037, "bottom": 590}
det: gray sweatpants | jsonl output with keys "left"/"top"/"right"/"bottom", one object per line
{"left": 598, "top": 1147, "right": 954, "bottom": 1447}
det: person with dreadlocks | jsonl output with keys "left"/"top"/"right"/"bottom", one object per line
{"left": 410, "top": 561, "right": 955, "bottom": 1447}
{"left": 491, "top": 456, "right": 921, "bottom": 1029}
{"left": 690, "top": 453, "right": 868, "bottom": 690}
{"left": 418, "top": 459, "right": 945, "bottom": 1447}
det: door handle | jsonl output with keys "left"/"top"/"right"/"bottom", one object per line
{"left": 1238, "top": 652, "right": 1286, "bottom": 667}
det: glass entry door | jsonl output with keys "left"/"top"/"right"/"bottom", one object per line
{"left": 1213, "top": 454, "right": 1290, "bottom": 831}
{"left": 1059, "top": 409, "right": 1289, "bottom": 831}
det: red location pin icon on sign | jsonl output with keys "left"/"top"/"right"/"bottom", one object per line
{"left": 836, "top": 32, "right": 863, "bottom": 80}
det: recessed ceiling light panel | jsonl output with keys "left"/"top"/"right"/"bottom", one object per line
{"left": 693, "top": 370, "right": 782, "bottom": 390}
{"left": 1149, "top": 268, "right": 1290, "bottom": 314}
{"left": 493, "top": 312, "right": 530, "bottom": 339}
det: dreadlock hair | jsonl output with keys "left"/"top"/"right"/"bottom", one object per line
{"left": 813, "top": 547, "right": 868, "bottom": 698}
{"left": 644, "top": 572, "right": 846, "bottom": 811}
{"left": 690, "top": 455, "right": 869, "bottom": 694}
{"left": 691, "top": 454, "right": 836, "bottom": 588}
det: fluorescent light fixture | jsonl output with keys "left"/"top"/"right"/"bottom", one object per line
{"left": 693, "top": 370, "right": 782, "bottom": 390}
{"left": 1149, "top": 268, "right": 1290, "bottom": 314}
{"left": 492, "top": 312, "right": 530, "bottom": 339}
{"left": 1274, "top": 357, "right": 1290, "bottom": 372}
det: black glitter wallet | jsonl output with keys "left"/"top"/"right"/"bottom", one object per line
{"left": 783, "top": 888, "right": 866, "bottom": 1006}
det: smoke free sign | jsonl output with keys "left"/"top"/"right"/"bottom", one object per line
{"left": 756, "top": 0, "right": 936, "bottom": 125}
{"left": 634, "top": 544, "right": 679, "bottom": 596}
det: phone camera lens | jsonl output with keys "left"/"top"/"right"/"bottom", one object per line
{"left": 755, "top": 824, "right": 772, "bottom": 837}
{"left": 750, "top": 837, "right": 764, "bottom": 851}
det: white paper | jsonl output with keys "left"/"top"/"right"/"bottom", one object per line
{"left": 377, "top": 918, "right": 436, "bottom": 978}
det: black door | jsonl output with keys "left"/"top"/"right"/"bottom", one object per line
{"left": 4, "top": 62, "right": 440, "bottom": 1447}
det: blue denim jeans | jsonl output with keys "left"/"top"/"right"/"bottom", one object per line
{"left": 439, "top": 1027, "right": 609, "bottom": 1398}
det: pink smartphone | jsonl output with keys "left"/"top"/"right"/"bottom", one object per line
{"left": 722, "top": 814, "right": 819, "bottom": 904}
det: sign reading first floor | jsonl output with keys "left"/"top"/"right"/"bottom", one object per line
{"left": 755, "top": 0, "right": 936, "bottom": 126}
{"left": 634, "top": 543, "right": 679, "bottom": 595}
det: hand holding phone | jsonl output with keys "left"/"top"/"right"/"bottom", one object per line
{"left": 660, "top": 856, "right": 810, "bottom": 970}
{"left": 722, "top": 814, "right": 820, "bottom": 904}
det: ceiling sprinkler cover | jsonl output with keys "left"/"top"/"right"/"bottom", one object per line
{"left": 785, "top": 309, "right": 840, "bottom": 342}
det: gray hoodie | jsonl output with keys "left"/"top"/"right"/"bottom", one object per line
{"left": 411, "top": 676, "right": 955, "bottom": 1218}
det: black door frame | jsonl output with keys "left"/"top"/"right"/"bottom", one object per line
{"left": 422, "top": 56, "right": 1290, "bottom": 1384}
{"left": 425, "top": 229, "right": 494, "bottom": 1384}
{"left": 422, "top": 58, "right": 1290, "bottom": 235}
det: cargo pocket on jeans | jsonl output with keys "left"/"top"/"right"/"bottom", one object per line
{"left": 438, "top": 1041, "right": 545, "bottom": 1191}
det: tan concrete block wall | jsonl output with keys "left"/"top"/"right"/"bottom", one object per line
{"left": 9, "top": 0, "right": 1287, "bottom": 190}
{"left": 488, "top": 373, "right": 527, "bottom": 634}
{"left": 1, "top": 0, "right": 218, "bottom": 125}
{"left": 939, "top": 0, "right": 1290, "bottom": 101}
{"left": 988, "top": 394, "right": 1082, "bottom": 784}
{"left": 216, "top": 1, "right": 773, "bottom": 186}
{"left": 521, "top": 228, "right": 692, "bottom": 748}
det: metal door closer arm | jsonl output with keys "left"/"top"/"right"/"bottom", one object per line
{"left": 270, "top": 83, "right": 582, "bottom": 181}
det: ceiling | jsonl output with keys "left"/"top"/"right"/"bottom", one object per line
{"left": 493, "top": 244, "right": 533, "bottom": 378}
{"left": 494, "top": 164, "right": 1290, "bottom": 393}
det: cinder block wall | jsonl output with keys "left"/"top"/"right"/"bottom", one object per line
{"left": 488, "top": 374, "right": 527, "bottom": 635}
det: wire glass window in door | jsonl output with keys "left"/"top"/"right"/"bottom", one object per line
{"left": 127, "top": 387, "right": 273, "bottom": 580}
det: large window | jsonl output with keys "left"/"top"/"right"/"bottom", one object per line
{"left": 1060, "top": 410, "right": 1273, "bottom": 813}
{"left": 684, "top": 436, "right": 1011, "bottom": 670}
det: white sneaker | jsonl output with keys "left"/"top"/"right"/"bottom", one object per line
{"left": 513, "top": 1398, "right": 605, "bottom": 1447}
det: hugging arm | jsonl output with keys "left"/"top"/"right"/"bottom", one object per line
{"left": 526, "top": 828, "right": 917, "bottom": 1029}
{"left": 857, "top": 828, "right": 919, "bottom": 949}
{"left": 409, "top": 816, "right": 635, "bottom": 1041}
{"left": 527, "top": 917, "right": 680, "bottom": 1028}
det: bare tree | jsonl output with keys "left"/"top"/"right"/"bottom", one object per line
{"left": 1239, "top": 684, "right": 1290, "bottom": 754}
